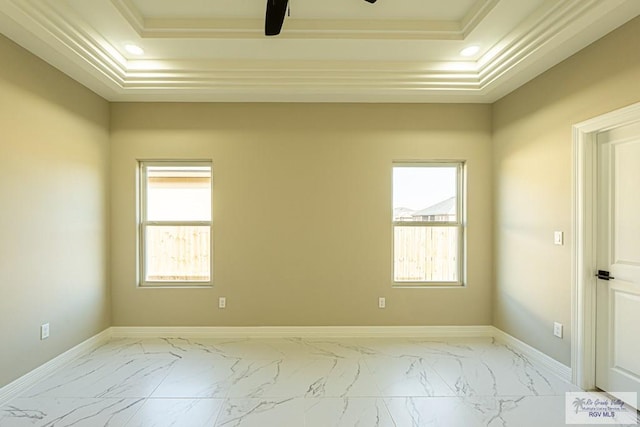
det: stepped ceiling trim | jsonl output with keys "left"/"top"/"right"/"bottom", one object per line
{"left": 0, "top": 0, "right": 637, "bottom": 102}
{"left": 110, "top": 0, "right": 499, "bottom": 40}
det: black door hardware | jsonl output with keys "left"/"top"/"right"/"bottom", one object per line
{"left": 595, "top": 270, "right": 615, "bottom": 280}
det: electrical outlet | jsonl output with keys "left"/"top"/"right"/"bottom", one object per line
{"left": 41, "top": 323, "right": 50, "bottom": 340}
{"left": 219, "top": 297, "right": 226, "bottom": 309}
{"left": 554, "top": 231, "right": 564, "bottom": 246}
{"left": 553, "top": 322, "right": 563, "bottom": 338}
{"left": 378, "top": 297, "right": 386, "bottom": 309}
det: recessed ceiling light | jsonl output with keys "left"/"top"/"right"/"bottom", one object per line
{"left": 460, "top": 45, "right": 480, "bottom": 57}
{"left": 124, "top": 44, "right": 144, "bottom": 56}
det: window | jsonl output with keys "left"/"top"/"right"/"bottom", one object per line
{"left": 139, "top": 161, "right": 212, "bottom": 286}
{"left": 392, "top": 162, "right": 464, "bottom": 285}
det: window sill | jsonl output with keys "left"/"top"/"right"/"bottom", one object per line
{"left": 138, "top": 284, "right": 213, "bottom": 289}
{"left": 392, "top": 282, "right": 466, "bottom": 289}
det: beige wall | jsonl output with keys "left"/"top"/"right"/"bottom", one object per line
{"left": 110, "top": 103, "right": 493, "bottom": 327}
{"left": 492, "top": 16, "right": 640, "bottom": 365}
{"left": 3, "top": 14, "right": 638, "bottom": 385}
{"left": 0, "top": 35, "right": 110, "bottom": 387}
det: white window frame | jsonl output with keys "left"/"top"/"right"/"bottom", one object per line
{"left": 392, "top": 161, "right": 466, "bottom": 287}
{"left": 138, "top": 160, "right": 213, "bottom": 287}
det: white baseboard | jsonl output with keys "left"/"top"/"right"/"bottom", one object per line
{"left": 110, "top": 325, "right": 495, "bottom": 339}
{"left": 491, "top": 326, "right": 573, "bottom": 383}
{"left": 0, "top": 328, "right": 112, "bottom": 407}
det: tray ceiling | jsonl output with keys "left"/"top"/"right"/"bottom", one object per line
{"left": 0, "top": 0, "right": 638, "bottom": 102}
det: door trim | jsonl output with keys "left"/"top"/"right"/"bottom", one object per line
{"left": 572, "top": 101, "right": 640, "bottom": 390}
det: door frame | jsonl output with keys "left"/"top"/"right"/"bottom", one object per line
{"left": 572, "top": 101, "right": 640, "bottom": 390}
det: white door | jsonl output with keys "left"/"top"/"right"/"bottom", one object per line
{"left": 595, "top": 120, "right": 640, "bottom": 409}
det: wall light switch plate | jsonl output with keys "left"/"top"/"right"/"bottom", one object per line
{"left": 378, "top": 297, "right": 386, "bottom": 309}
{"left": 554, "top": 231, "right": 564, "bottom": 246}
{"left": 41, "top": 323, "right": 50, "bottom": 340}
{"left": 218, "top": 297, "right": 226, "bottom": 309}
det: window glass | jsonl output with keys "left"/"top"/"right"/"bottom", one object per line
{"left": 146, "top": 166, "right": 211, "bottom": 221}
{"left": 140, "top": 162, "right": 212, "bottom": 285}
{"left": 392, "top": 163, "right": 463, "bottom": 285}
{"left": 393, "top": 166, "right": 457, "bottom": 222}
{"left": 394, "top": 226, "right": 458, "bottom": 282}
{"left": 145, "top": 225, "right": 211, "bottom": 282}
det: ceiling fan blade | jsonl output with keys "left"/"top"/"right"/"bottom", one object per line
{"left": 265, "top": 0, "right": 289, "bottom": 36}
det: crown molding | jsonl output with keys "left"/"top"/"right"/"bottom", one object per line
{"left": 5, "top": 0, "right": 127, "bottom": 87}
{"left": 1, "top": 0, "right": 637, "bottom": 102}
{"left": 110, "top": 0, "right": 498, "bottom": 41}
{"left": 460, "top": 0, "right": 499, "bottom": 38}
{"left": 141, "top": 18, "right": 461, "bottom": 41}
{"left": 477, "top": 0, "right": 599, "bottom": 88}
{"left": 110, "top": 0, "right": 143, "bottom": 35}
{"left": 122, "top": 59, "right": 480, "bottom": 90}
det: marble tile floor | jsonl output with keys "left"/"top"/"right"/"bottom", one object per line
{"left": 0, "top": 336, "right": 637, "bottom": 426}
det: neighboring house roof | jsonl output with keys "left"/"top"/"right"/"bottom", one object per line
{"left": 393, "top": 207, "right": 416, "bottom": 219}
{"left": 412, "top": 196, "right": 456, "bottom": 217}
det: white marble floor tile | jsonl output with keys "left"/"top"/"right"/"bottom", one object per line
{"left": 213, "top": 398, "right": 305, "bottom": 427}
{"left": 151, "top": 357, "right": 240, "bottom": 398}
{"left": 203, "top": 337, "right": 379, "bottom": 360}
{"left": 136, "top": 338, "right": 226, "bottom": 359}
{"left": 1, "top": 337, "right": 604, "bottom": 427}
{"left": 84, "top": 337, "right": 286, "bottom": 361}
{"left": 353, "top": 337, "right": 490, "bottom": 359}
{"left": 385, "top": 395, "right": 638, "bottom": 427}
{"left": 98, "top": 338, "right": 247, "bottom": 360}
{"left": 365, "top": 356, "right": 455, "bottom": 397}
{"left": 354, "top": 338, "right": 436, "bottom": 358}
{"left": 204, "top": 338, "right": 325, "bottom": 360}
{"left": 464, "top": 396, "right": 569, "bottom": 427}
{"left": 81, "top": 337, "right": 213, "bottom": 360}
{"left": 81, "top": 338, "right": 151, "bottom": 359}
{"left": 227, "top": 358, "right": 381, "bottom": 399}
{"left": 412, "top": 339, "right": 498, "bottom": 359}
{"left": 384, "top": 397, "right": 484, "bottom": 427}
{"left": 178, "top": 338, "right": 291, "bottom": 360}
{"left": 0, "top": 397, "right": 143, "bottom": 427}
{"left": 124, "top": 398, "right": 224, "bottom": 427}
{"left": 288, "top": 338, "right": 381, "bottom": 359}
{"left": 305, "top": 398, "right": 395, "bottom": 427}
{"left": 23, "top": 356, "right": 177, "bottom": 398}
{"left": 429, "top": 343, "right": 579, "bottom": 397}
